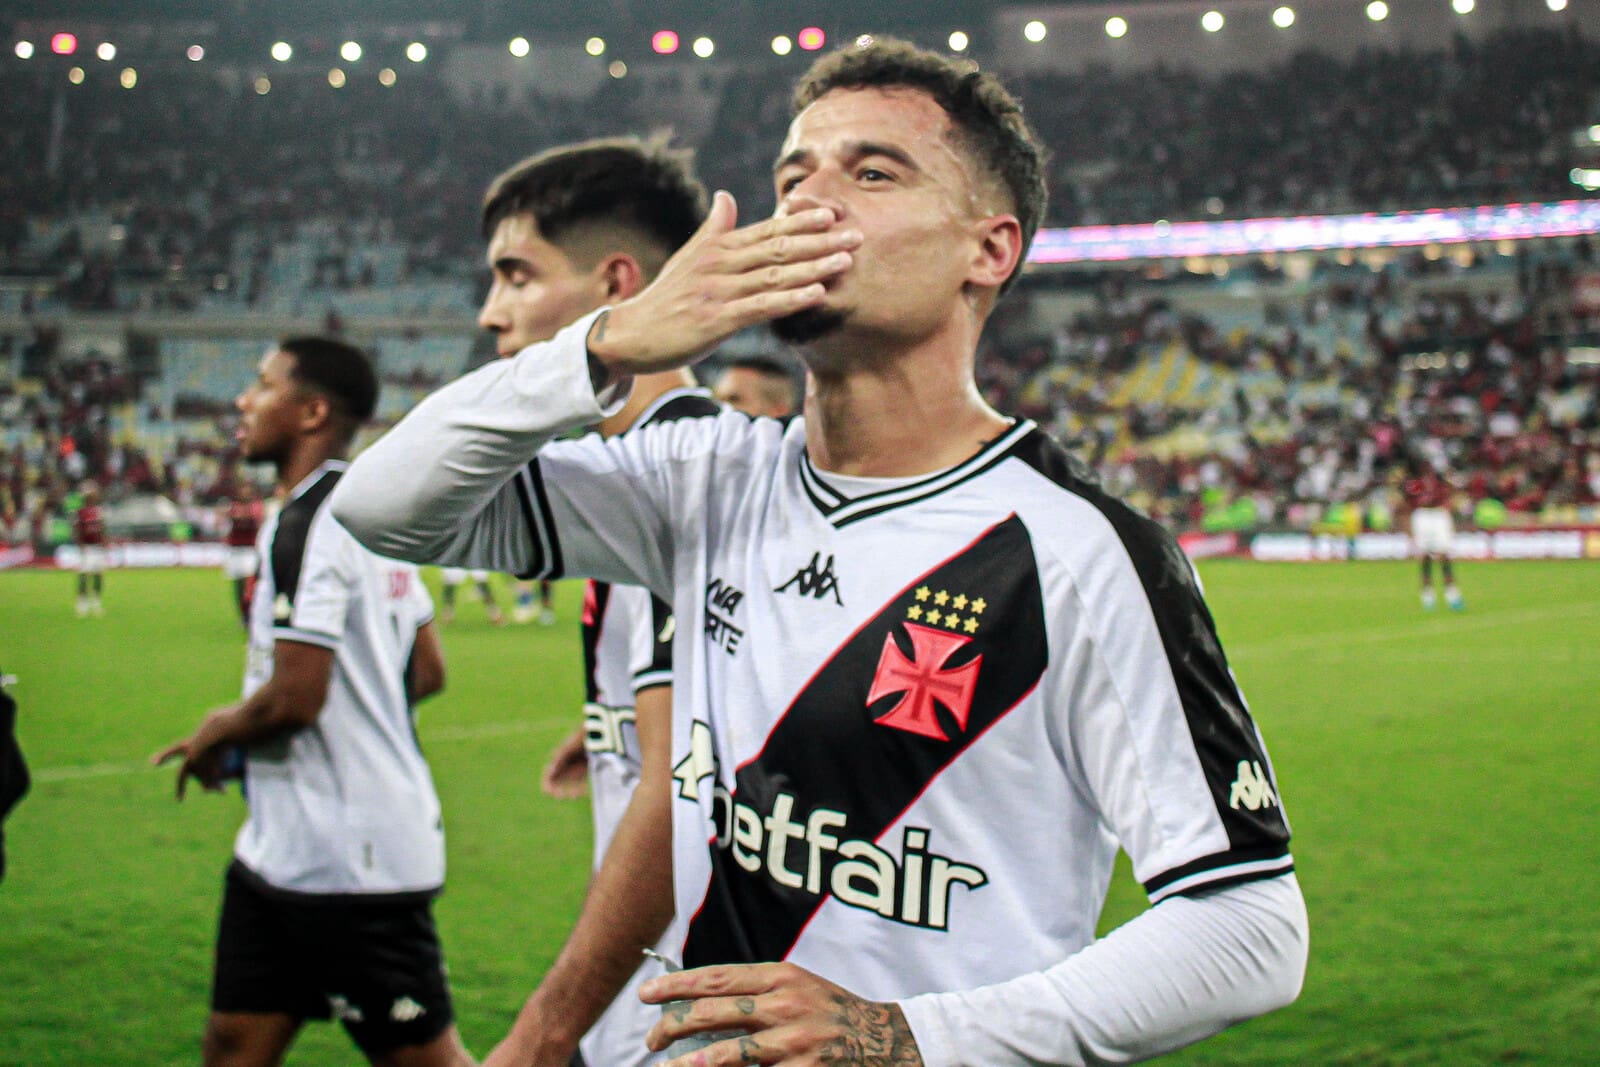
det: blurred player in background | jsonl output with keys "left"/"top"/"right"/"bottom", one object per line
{"left": 710, "top": 354, "right": 798, "bottom": 418}
{"left": 510, "top": 579, "right": 556, "bottom": 626}
{"left": 1404, "top": 460, "right": 1466, "bottom": 611}
{"left": 223, "top": 481, "right": 266, "bottom": 625}
{"left": 72, "top": 482, "right": 107, "bottom": 617}
{"left": 439, "top": 567, "right": 506, "bottom": 625}
{"left": 153, "top": 337, "right": 470, "bottom": 1067}
{"left": 470, "top": 135, "right": 711, "bottom": 1067}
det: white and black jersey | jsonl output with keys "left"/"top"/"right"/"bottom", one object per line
{"left": 576, "top": 387, "right": 718, "bottom": 1067}
{"left": 238, "top": 461, "right": 442, "bottom": 897}
{"left": 332, "top": 312, "right": 1302, "bottom": 1064}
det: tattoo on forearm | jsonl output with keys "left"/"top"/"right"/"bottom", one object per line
{"left": 818, "top": 995, "right": 921, "bottom": 1066}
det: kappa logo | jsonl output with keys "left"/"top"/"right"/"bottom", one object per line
{"left": 390, "top": 997, "right": 426, "bottom": 1023}
{"left": 775, "top": 552, "right": 843, "bottom": 605}
{"left": 1229, "top": 760, "right": 1278, "bottom": 811}
{"left": 672, "top": 719, "right": 720, "bottom": 801}
{"left": 867, "top": 585, "right": 989, "bottom": 741}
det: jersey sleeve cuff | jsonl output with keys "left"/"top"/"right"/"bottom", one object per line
{"left": 632, "top": 669, "right": 672, "bottom": 693}
{"left": 1144, "top": 845, "right": 1295, "bottom": 903}
{"left": 271, "top": 626, "right": 342, "bottom": 651}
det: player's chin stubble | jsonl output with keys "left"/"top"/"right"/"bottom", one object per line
{"left": 770, "top": 306, "right": 847, "bottom": 345}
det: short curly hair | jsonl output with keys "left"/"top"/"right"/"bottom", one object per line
{"left": 792, "top": 36, "right": 1048, "bottom": 293}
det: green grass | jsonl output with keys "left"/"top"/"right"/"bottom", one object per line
{"left": 2, "top": 561, "right": 1597, "bottom": 1065}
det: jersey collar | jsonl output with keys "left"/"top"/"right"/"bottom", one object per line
{"left": 285, "top": 459, "right": 349, "bottom": 503}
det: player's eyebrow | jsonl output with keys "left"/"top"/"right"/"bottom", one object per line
{"left": 773, "top": 140, "right": 922, "bottom": 176}
{"left": 490, "top": 255, "right": 531, "bottom": 275}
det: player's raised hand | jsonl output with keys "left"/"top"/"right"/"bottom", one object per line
{"left": 586, "top": 191, "right": 859, "bottom": 375}
{"left": 640, "top": 960, "right": 924, "bottom": 1066}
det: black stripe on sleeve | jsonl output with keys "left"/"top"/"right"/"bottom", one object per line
{"left": 1009, "top": 429, "right": 1293, "bottom": 898}
{"left": 513, "top": 461, "right": 562, "bottom": 580}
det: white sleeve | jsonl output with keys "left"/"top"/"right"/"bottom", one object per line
{"left": 330, "top": 308, "right": 627, "bottom": 573}
{"left": 898, "top": 873, "right": 1308, "bottom": 1067}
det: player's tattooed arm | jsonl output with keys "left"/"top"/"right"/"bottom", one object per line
{"left": 817, "top": 993, "right": 921, "bottom": 1066}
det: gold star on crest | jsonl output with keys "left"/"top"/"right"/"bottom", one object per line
{"left": 944, "top": 613, "right": 963, "bottom": 630}
{"left": 914, "top": 586, "right": 931, "bottom": 602}
{"left": 963, "top": 616, "right": 979, "bottom": 633}
{"left": 907, "top": 605, "right": 923, "bottom": 621}
{"left": 970, "top": 597, "right": 987, "bottom": 615}
{"left": 933, "top": 589, "right": 950, "bottom": 606}
{"left": 925, "top": 608, "right": 942, "bottom": 626}
{"left": 951, "top": 594, "right": 968, "bottom": 611}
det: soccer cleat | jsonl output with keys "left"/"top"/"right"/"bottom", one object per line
{"left": 511, "top": 606, "right": 535, "bottom": 624}
{"left": 1446, "top": 588, "right": 1464, "bottom": 612}
{"left": 75, "top": 597, "right": 89, "bottom": 618}
{"left": 1420, "top": 589, "right": 1437, "bottom": 611}
{"left": 538, "top": 607, "right": 557, "bottom": 626}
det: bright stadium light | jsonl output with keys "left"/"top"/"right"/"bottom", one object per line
{"left": 509, "top": 36, "right": 530, "bottom": 57}
{"left": 254, "top": 76, "right": 271, "bottom": 94}
{"left": 948, "top": 31, "right": 970, "bottom": 52}
{"left": 271, "top": 41, "right": 292, "bottom": 62}
{"left": 771, "top": 35, "right": 793, "bottom": 55}
{"left": 1547, "top": 0, "right": 1568, "bottom": 9}
{"left": 328, "top": 67, "right": 346, "bottom": 88}
{"left": 68, "top": 65, "right": 85, "bottom": 83}
{"left": 52, "top": 32, "right": 78, "bottom": 55}
{"left": 13, "top": 41, "right": 34, "bottom": 59}
{"left": 119, "top": 67, "right": 136, "bottom": 88}
{"left": 1202, "top": 10, "right": 1225, "bottom": 31}
{"left": 406, "top": 42, "right": 427, "bottom": 62}
{"left": 652, "top": 30, "right": 679, "bottom": 54}
{"left": 1366, "top": 1, "right": 1389, "bottom": 21}
{"left": 1272, "top": 6, "right": 1296, "bottom": 28}
{"left": 341, "top": 41, "right": 362, "bottom": 62}
{"left": 608, "top": 59, "right": 627, "bottom": 78}
{"left": 693, "top": 36, "right": 714, "bottom": 58}
{"left": 798, "top": 27, "right": 826, "bottom": 50}
{"left": 1589, "top": 124, "right": 1600, "bottom": 142}
{"left": 97, "top": 42, "right": 116, "bottom": 61}
{"left": 1452, "top": 0, "right": 1474, "bottom": 12}
{"left": 187, "top": 44, "right": 205, "bottom": 61}
{"left": 379, "top": 67, "right": 397, "bottom": 86}
{"left": 1105, "top": 17, "right": 1128, "bottom": 38}
{"left": 586, "top": 36, "right": 606, "bottom": 56}
{"left": 1024, "top": 20, "right": 1048, "bottom": 43}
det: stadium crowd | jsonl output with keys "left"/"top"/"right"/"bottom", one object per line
{"left": 3, "top": 26, "right": 1599, "bottom": 550}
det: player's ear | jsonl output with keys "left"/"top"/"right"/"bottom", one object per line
{"left": 300, "top": 392, "right": 332, "bottom": 435}
{"left": 967, "top": 213, "right": 1023, "bottom": 293}
{"left": 596, "top": 252, "right": 646, "bottom": 303}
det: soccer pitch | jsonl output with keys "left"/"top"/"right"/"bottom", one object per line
{"left": 1, "top": 560, "right": 1596, "bottom": 1065}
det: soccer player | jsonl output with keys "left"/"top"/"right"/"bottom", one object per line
{"left": 153, "top": 337, "right": 471, "bottom": 1067}
{"left": 72, "top": 481, "right": 107, "bottom": 617}
{"left": 335, "top": 38, "right": 1307, "bottom": 1066}
{"left": 711, "top": 354, "right": 798, "bottom": 418}
{"left": 223, "top": 480, "right": 266, "bottom": 625}
{"left": 1403, "top": 461, "right": 1465, "bottom": 611}
{"left": 438, "top": 567, "right": 506, "bottom": 625}
{"left": 510, "top": 579, "right": 556, "bottom": 626}
{"left": 471, "top": 136, "right": 716, "bottom": 1067}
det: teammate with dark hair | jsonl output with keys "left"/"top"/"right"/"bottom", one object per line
{"left": 337, "top": 37, "right": 1306, "bottom": 1067}
{"left": 712, "top": 355, "right": 797, "bottom": 418}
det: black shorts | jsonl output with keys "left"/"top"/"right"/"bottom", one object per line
{"left": 212, "top": 861, "right": 455, "bottom": 1056}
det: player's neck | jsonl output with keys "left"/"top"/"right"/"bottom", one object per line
{"left": 599, "top": 368, "right": 698, "bottom": 439}
{"left": 276, "top": 438, "right": 346, "bottom": 495}
{"left": 801, "top": 346, "right": 1008, "bottom": 478}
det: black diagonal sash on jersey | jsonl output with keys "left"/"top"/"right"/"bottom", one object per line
{"left": 684, "top": 514, "right": 1047, "bottom": 967}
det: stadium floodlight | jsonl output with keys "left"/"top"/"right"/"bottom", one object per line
{"left": 271, "top": 41, "right": 292, "bottom": 62}
{"left": 379, "top": 67, "right": 397, "bottom": 86}
{"left": 406, "top": 42, "right": 427, "bottom": 62}
{"left": 187, "top": 45, "right": 204, "bottom": 61}
{"left": 328, "top": 67, "right": 346, "bottom": 87}
{"left": 1365, "top": 1, "right": 1389, "bottom": 21}
{"left": 1105, "top": 17, "right": 1128, "bottom": 38}
{"left": 509, "top": 36, "right": 530, "bottom": 57}
{"left": 1452, "top": 0, "right": 1474, "bottom": 12}
{"left": 798, "top": 27, "right": 826, "bottom": 50}
{"left": 1202, "top": 10, "right": 1225, "bottom": 32}
{"left": 13, "top": 41, "right": 33, "bottom": 59}
{"left": 254, "top": 76, "right": 270, "bottom": 94}
{"left": 652, "top": 30, "right": 679, "bottom": 54}
{"left": 1546, "top": 0, "right": 1567, "bottom": 9}
{"left": 1589, "top": 124, "right": 1600, "bottom": 142}
{"left": 693, "top": 36, "right": 714, "bottom": 58}
{"left": 97, "top": 42, "right": 116, "bottom": 61}
{"left": 608, "top": 59, "right": 627, "bottom": 78}
{"left": 68, "top": 65, "right": 85, "bottom": 83}
{"left": 771, "top": 35, "right": 793, "bottom": 55}
{"left": 1272, "top": 6, "right": 1296, "bottom": 28}
{"left": 340, "top": 41, "right": 361, "bottom": 62}
{"left": 586, "top": 36, "right": 606, "bottom": 56}
{"left": 52, "top": 32, "right": 78, "bottom": 55}
{"left": 948, "top": 31, "right": 970, "bottom": 52}
{"left": 119, "top": 67, "right": 136, "bottom": 88}
{"left": 1024, "top": 20, "right": 1048, "bottom": 42}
